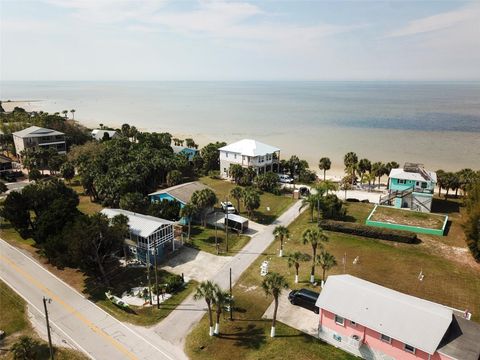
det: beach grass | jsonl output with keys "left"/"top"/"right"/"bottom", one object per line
{"left": 186, "top": 225, "right": 251, "bottom": 255}
{"left": 0, "top": 280, "right": 88, "bottom": 360}
{"left": 185, "top": 205, "right": 480, "bottom": 360}
{"left": 199, "top": 176, "right": 295, "bottom": 225}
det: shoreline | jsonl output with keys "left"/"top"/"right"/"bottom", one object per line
{"left": 2, "top": 99, "right": 478, "bottom": 178}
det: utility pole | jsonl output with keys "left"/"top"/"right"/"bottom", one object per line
{"left": 43, "top": 297, "right": 54, "bottom": 360}
{"left": 153, "top": 247, "right": 160, "bottom": 309}
{"left": 146, "top": 240, "right": 152, "bottom": 305}
{"left": 229, "top": 268, "right": 233, "bottom": 321}
{"left": 225, "top": 197, "right": 229, "bottom": 254}
{"left": 215, "top": 212, "right": 219, "bottom": 255}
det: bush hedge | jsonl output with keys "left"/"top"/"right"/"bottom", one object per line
{"left": 319, "top": 220, "right": 418, "bottom": 244}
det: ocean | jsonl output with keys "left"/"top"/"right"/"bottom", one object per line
{"left": 1, "top": 81, "right": 479, "bottom": 174}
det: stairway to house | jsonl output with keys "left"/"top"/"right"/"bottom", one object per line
{"left": 379, "top": 186, "right": 414, "bottom": 205}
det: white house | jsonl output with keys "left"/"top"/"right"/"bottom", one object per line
{"left": 100, "top": 209, "right": 175, "bottom": 264}
{"left": 13, "top": 126, "right": 66, "bottom": 156}
{"left": 91, "top": 129, "right": 120, "bottom": 141}
{"left": 218, "top": 139, "right": 280, "bottom": 178}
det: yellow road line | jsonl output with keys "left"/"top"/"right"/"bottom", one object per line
{"left": 0, "top": 254, "right": 139, "bottom": 360}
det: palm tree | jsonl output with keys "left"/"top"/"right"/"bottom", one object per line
{"left": 10, "top": 336, "right": 39, "bottom": 359}
{"left": 316, "top": 250, "right": 337, "bottom": 283}
{"left": 230, "top": 186, "right": 243, "bottom": 212}
{"left": 193, "top": 281, "right": 217, "bottom": 336}
{"left": 62, "top": 109, "right": 68, "bottom": 118}
{"left": 70, "top": 109, "right": 76, "bottom": 120}
{"left": 302, "top": 227, "right": 328, "bottom": 283}
{"left": 262, "top": 272, "right": 288, "bottom": 338}
{"left": 273, "top": 225, "right": 289, "bottom": 257}
{"left": 299, "top": 193, "right": 321, "bottom": 222}
{"left": 242, "top": 187, "right": 260, "bottom": 218}
{"left": 287, "top": 251, "right": 310, "bottom": 283}
{"left": 179, "top": 203, "right": 197, "bottom": 241}
{"left": 343, "top": 152, "right": 358, "bottom": 180}
{"left": 318, "top": 157, "right": 331, "bottom": 181}
{"left": 213, "top": 286, "right": 230, "bottom": 335}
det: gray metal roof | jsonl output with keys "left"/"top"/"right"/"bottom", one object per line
{"left": 219, "top": 139, "right": 280, "bottom": 157}
{"left": 437, "top": 315, "right": 480, "bottom": 360}
{"left": 13, "top": 126, "right": 64, "bottom": 138}
{"left": 316, "top": 275, "right": 453, "bottom": 355}
{"left": 100, "top": 208, "right": 172, "bottom": 238}
{"left": 91, "top": 129, "right": 119, "bottom": 140}
{"left": 389, "top": 168, "right": 437, "bottom": 183}
{"left": 225, "top": 213, "right": 248, "bottom": 224}
{"left": 148, "top": 181, "right": 211, "bottom": 204}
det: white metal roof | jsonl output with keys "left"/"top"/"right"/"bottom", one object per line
{"left": 100, "top": 208, "right": 173, "bottom": 238}
{"left": 225, "top": 213, "right": 248, "bottom": 224}
{"left": 389, "top": 168, "right": 437, "bottom": 183}
{"left": 316, "top": 275, "right": 453, "bottom": 355}
{"left": 91, "top": 129, "right": 118, "bottom": 140}
{"left": 219, "top": 139, "right": 280, "bottom": 157}
{"left": 13, "top": 126, "right": 64, "bottom": 138}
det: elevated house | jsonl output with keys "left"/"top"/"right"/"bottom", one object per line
{"left": 218, "top": 139, "right": 280, "bottom": 179}
{"left": 316, "top": 275, "right": 480, "bottom": 360}
{"left": 380, "top": 163, "right": 436, "bottom": 212}
{"left": 171, "top": 145, "right": 198, "bottom": 161}
{"left": 100, "top": 209, "right": 175, "bottom": 264}
{"left": 12, "top": 126, "right": 66, "bottom": 156}
{"left": 91, "top": 129, "right": 120, "bottom": 141}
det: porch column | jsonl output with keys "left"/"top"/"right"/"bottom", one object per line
{"left": 172, "top": 225, "right": 175, "bottom": 252}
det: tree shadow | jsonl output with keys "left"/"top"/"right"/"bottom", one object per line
{"left": 431, "top": 198, "right": 461, "bottom": 214}
{"left": 217, "top": 324, "right": 266, "bottom": 350}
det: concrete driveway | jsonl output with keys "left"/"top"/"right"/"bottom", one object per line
{"left": 161, "top": 247, "right": 233, "bottom": 282}
{"left": 263, "top": 290, "right": 319, "bottom": 337}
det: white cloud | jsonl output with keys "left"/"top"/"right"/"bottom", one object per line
{"left": 385, "top": 3, "right": 480, "bottom": 38}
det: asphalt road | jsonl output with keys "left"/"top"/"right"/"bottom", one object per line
{"left": 0, "top": 239, "right": 185, "bottom": 360}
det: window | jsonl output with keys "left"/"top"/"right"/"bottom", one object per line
{"left": 350, "top": 320, "right": 357, "bottom": 327}
{"left": 404, "top": 344, "right": 415, "bottom": 354}
{"left": 398, "top": 179, "right": 406, "bottom": 184}
{"left": 234, "top": 154, "right": 237, "bottom": 159}
{"left": 226, "top": 152, "right": 228, "bottom": 158}
{"left": 380, "top": 334, "right": 391, "bottom": 343}
{"left": 421, "top": 182, "right": 427, "bottom": 189}
{"left": 334, "top": 315, "right": 345, "bottom": 326}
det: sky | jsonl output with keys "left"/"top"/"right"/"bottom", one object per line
{"left": 1, "top": 0, "right": 479, "bottom": 81}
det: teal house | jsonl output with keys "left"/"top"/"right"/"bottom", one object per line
{"left": 148, "top": 181, "right": 213, "bottom": 224}
{"left": 380, "top": 163, "right": 436, "bottom": 212}
{"left": 172, "top": 145, "right": 198, "bottom": 161}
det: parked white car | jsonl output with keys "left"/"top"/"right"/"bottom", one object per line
{"left": 278, "top": 174, "right": 294, "bottom": 184}
{"left": 221, "top": 201, "right": 236, "bottom": 214}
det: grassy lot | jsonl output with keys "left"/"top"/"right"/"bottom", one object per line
{"left": 186, "top": 225, "right": 251, "bottom": 255}
{"left": 186, "top": 202, "right": 480, "bottom": 360}
{"left": 344, "top": 201, "right": 375, "bottom": 223}
{"left": 84, "top": 267, "right": 197, "bottom": 326}
{"left": 370, "top": 205, "right": 446, "bottom": 229}
{"left": 0, "top": 280, "right": 88, "bottom": 360}
{"left": 69, "top": 184, "right": 103, "bottom": 215}
{"left": 200, "top": 176, "right": 294, "bottom": 225}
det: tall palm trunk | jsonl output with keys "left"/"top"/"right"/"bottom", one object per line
{"left": 295, "top": 264, "right": 299, "bottom": 283}
{"left": 323, "top": 170, "right": 326, "bottom": 181}
{"left": 207, "top": 301, "right": 214, "bottom": 336}
{"left": 271, "top": 296, "right": 279, "bottom": 337}
{"left": 187, "top": 220, "right": 191, "bottom": 241}
{"left": 215, "top": 307, "right": 221, "bottom": 335}
{"left": 310, "top": 246, "right": 317, "bottom": 283}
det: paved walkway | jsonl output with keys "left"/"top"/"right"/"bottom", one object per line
{"left": 147, "top": 200, "right": 304, "bottom": 346}
{"left": 0, "top": 239, "right": 186, "bottom": 360}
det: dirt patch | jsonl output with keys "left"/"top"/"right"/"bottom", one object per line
{"left": 371, "top": 206, "right": 445, "bottom": 229}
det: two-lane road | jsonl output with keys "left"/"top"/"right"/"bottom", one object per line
{"left": 0, "top": 239, "right": 185, "bottom": 360}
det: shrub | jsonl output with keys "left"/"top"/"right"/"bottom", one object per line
{"left": 165, "top": 274, "right": 184, "bottom": 293}
{"left": 255, "top": 172, "right": 280, "bottom": 193}
{"left": 208, "top": 170, "right": 220, "bottom": 179}
{"left": 319, "top": 220, "right": 418, "bottom": 244}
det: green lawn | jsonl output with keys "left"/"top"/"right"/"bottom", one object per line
{"left": 200, "top": 176, "right": 294, "bottom": 224}
{"left": 69, "top": 184, "right": 103, "bottom": 215}
{"left": 344, "top": 201, "right": 375, "bottom": 223}
{"left": 186, "top": 203, "right": 480, "bottom": 360}
{"left": 186, "top": 225, "right": 251, "bottom": 255}
{"left": 0, "top": 280, "right": 88, "bottom": 360}
{"left": 84, "top": 267, "right": 197, "bottom": 326}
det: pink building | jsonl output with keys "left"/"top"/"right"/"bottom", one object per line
{"left": 315, "top": 275, "right": 480, "bottom": 360}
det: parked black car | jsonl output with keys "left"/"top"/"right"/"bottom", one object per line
{"left": 288, "top": 288, "right": 320, "bottom": 314}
